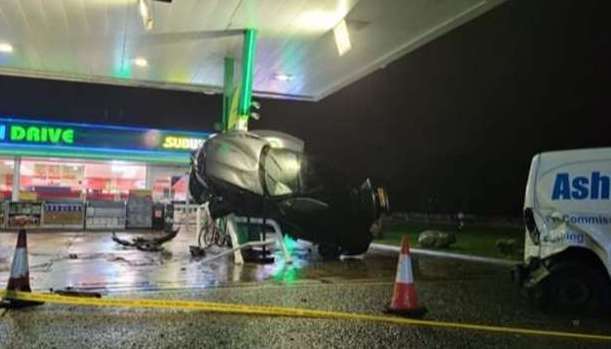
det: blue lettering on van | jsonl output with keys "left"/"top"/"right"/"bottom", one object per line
{"left": 566, "top": 231, "right": 585, "bottom": 244}
{"left": 541, "top": 231, "right": 585, "bottom": 244}
{"left": 556, "top": 214, "right": 610, "bottom": 225}
{"left": 552, "top": 172, "right": 610, "bottom": 200}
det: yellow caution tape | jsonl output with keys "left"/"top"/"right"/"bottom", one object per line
{"left": 1, "top": 290, "right": 610, "bottom": 342}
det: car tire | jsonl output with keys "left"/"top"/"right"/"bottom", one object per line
{"left": 540, "top": 261, "right": 610, "bottom": 315}
{"left": 342, "top": 238, "right": 372, "bottom": 256}
{"left": 318, "top": 243, "right": 342, "bottom": 260}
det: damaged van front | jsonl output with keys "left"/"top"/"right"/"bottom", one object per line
{"left": 515, "top": 148, "right": 611, "bottom": 314}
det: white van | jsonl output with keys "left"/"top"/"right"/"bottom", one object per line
{"left": 515, "top": 148, "right": 611, "bottom": 313}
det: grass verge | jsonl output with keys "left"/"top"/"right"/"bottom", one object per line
{"left": 374, "top": 222, "right": 524, "bottom": 260}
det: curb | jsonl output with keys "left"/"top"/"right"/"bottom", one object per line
{"left": 369, "top": 243, "right": 520, "bottom": 267}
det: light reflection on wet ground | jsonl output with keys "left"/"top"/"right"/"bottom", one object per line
{"left": 2, "top": 231, "right": 611, "bottom": 348}
{"left": 0, "top": 230, "right": 397, "bottom": 293}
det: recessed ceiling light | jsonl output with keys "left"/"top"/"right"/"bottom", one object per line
{"left": 333, "top": 20, "right": 352, "bottom": 56}
{"left": 274, "top": 73, "right": 293, "bottom": 81}
{"left": 133, "top": 57, "right": 148, "bottom": 67}
{"left": 297, "top": 11, "right": 340, "bottom": 32}
{"left": 138, "top": 0, "right": 153, "bottom": 31}
{"left": 0, "top": 43, "right": 13, "bottom": 53}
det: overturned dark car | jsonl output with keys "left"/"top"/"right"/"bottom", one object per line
{"left": 189, "top": 130, "right": 389, "bottom": 259}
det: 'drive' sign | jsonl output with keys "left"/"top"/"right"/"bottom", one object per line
{"left": 0, "top": 123, "right": 75, "bottom": 145}
{"left": 0, "top": 116, "right": 210, "bottom": 158}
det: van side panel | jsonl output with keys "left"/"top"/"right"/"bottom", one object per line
{"left": 527, "top": 148, "right": 611, "bottom": 277}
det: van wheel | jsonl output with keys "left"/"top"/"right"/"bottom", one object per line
{"left": 541, "top": 262, "right": 610, "bottom": 315}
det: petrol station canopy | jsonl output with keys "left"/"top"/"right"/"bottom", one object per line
{"left": 0, "top": 0, "right": 504, "bottom": 101}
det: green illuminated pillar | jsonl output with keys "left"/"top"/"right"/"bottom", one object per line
{"left": 238, "top": 29, "right": 257, "bottom": 122}
{"left": 222, "top": 57, "right": 235, "bottom": 132}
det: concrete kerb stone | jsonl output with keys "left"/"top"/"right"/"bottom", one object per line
{"left": 369, "top": 243, "right": 520, "bottom": 267}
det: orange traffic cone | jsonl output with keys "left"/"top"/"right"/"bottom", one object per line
{"left": 386, "top": 236, "right": 426, "bottom": 317}
{"left": 1, "top": 229, "right": 43, "bottom": 308}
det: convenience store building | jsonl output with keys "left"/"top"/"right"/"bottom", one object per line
{"left": 0, "top": 116, "right": 209, "bottom": 229}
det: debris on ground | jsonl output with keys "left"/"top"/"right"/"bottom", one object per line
{"left": 112, "top": 229, "right": 179, "bottom": 252}
{"left": 495, "top": 238, "right": 518, "bottom": 256}
{"left": 417, "top": 230, "right": 457, "bottom": 248}
{"left": 50, "top": 287, "right": 102, "bottom": 298}
{"left": 189, "top": 245, "right": 206, "bottom": 258}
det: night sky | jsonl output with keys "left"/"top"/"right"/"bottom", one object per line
{"left": 0, "top": 0, "right": 609, "bottom": 215}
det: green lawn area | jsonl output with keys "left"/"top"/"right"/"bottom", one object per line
{"left": 375, "top": 222, "right": 525, "bottom": 260}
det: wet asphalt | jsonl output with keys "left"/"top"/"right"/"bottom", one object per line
{"left": 0, "top": 230, "right": 610, "bottom": 348}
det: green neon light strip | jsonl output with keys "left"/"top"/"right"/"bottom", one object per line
{"left": 238, "top": 29, "right": 257, "bottom": 118}
{"left": 0, "top": 147, "right": 189, "bottom": 165}
{"left": 222, "top": 57, "right": 235, "bottom": 132}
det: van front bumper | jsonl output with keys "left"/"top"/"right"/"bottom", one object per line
{"left": 512, "top": 258, "right": 550, "bottom": 290}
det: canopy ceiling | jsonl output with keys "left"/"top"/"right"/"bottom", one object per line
{"left": 0, "top": 0, "right": 505, "bottom": 101}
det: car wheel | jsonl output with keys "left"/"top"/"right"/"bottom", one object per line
{"left": 342, "top": 238, "right": 372, "bottom": 256}
{"left": 318, "top": 243, "right": 342, "bottom": 260}
{"left": 541, "top": 261, "right": 610, "bottom": 315}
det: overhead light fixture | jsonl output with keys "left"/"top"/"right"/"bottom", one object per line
{"left": 333, "top": 20, "right": 352, "bottom": 56}
{"left": 274, "top": 73, "right": 293, "bottom": 81}
{"left": 297, "top": 11, "right": 340, "bottom": 32}
{"left": 0, "top": 43, "right": 13, "bottom": 53}
{"left": 133, "top": 57, "right": 148, "bottom": 67}
{"left": 138, "top": 0, "right": 153, "bottom": 31}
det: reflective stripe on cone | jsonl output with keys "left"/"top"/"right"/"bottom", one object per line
{"left": 386, "top": 236, "right": 426, "bottom": 318}
{"left": 1, "top": 229, "right": 42, "bottom": 308}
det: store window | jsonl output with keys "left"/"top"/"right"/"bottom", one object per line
{"left": 170, "top": 175, "right": 189, "bottom": 201}
{"left": 85, "top": 161, "right": 146, "bottom": 201}
{"left": 148, "top": 165, "right": 189, "bottom": 202}
{"left": 20, "top": 159, "right": 146, "bottom": 201}
{"left": 0, "top": 158, "right": 13, "bottom": 200}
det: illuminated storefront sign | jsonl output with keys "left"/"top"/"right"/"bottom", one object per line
{"left": 161, "top": 136, "right": 205, "bottom": 150}
{"left": 0, "top": 116, "right": 210, "bottom": 164}
{"left": 5, "top": 124, "right": 75, "bottom": 144}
